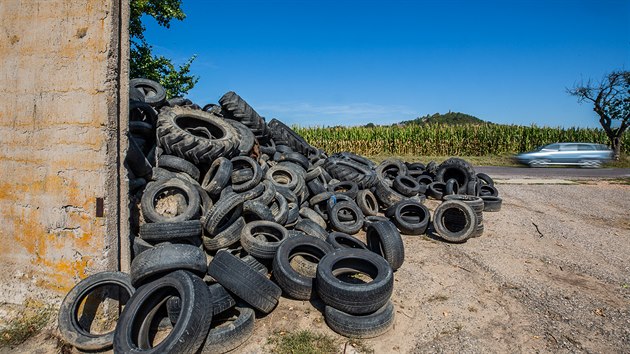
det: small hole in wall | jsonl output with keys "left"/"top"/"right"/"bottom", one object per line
{"left": 96, "top": 198, "right": 104, "bottom": 217}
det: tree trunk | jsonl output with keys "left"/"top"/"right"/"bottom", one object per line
{"left": 612, "top": 136, "right": 621, "bottom": 161}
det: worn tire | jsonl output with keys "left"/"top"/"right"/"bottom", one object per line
{"left": 202, "top": 192, "right": 246, "bottom": 235}
{"left": 476, "top": 172, "right": 494, "bottom": 186}
{"left": 365, "top": 220, "right": 405, "bottom": 270}
{"left": 129, "top": 78, "right": 166, "bottom": 107}
{"left": 267, "top": 118, "right": 316, "bottom": 157}
{"left": 202, "top": 305, "right": 255, "bottom": 353}
{"left": 139, "top": 220, "right": 202, "bottom": 243}
{"left": 157, "top": 154, "right": 200, "bottom": 181}
{"left": 327, "top": 180, "right": 359, "bottom": 199}
{"left": 207, "top": 250, "right": 282, "bottom": 313}
{"left": 130, "top": 243, "right": 207, "bottom": 286}
{"left": 240, "top": 220, "right": 289, "bottom": 259}
{"left": 326, "top": 232, "right": 368, "bottom": 250}
{"left": 386, "top": 200, "right": 430, "bottom": 235}
{"left": 219, "top": 91, "right": 268, "bottom": 138}
{"left": 294, "top": 219, "right": 329, "bottom": 240}
{"left": 481, "top": 196, "right": 502, "bottom": 212}
{"left": 316, "top": 248, "right": 393, "bottom": 315}
{"left": 202, "top": 217, "right": 246, "bottom": 251}
{"left": 201, "top": 157, "right": 232, "bottom": 196}
{"left": 157, "top": 106, "right": 239, "bottom": 165}
{"left": 427, "top": 181, "right": 446, "bottom": 200}
{"left": 433, "top": 200, "right": 478, "bottom": 243}
{"left": 114, "top": 270, "right": 211, "bottom": 354}
{"left": 141, "top": 178, "right": 201, "bottom": 223}
{"left": 226, "top": 119, "right": 256, "bottom": 156}
{"left": 435, "top": 158, "right": 477, "bottom": 194}
{"left": 231, "top": 156, "right": 263, "bottom": 192}
{"left": 58, "top": 272, "right": 134, "bottom": 351}
{"left": 272, "top": 235, "right": 334, "bottom": 300}
{"left": 323, "top": 152, "right": 377, "bottom": 189}
{"left": 393, "top": 175, "right": 421, "bottom": 197}
{"left": 355, "top": 189, "right": 379, "bottom": 216}
{"left": 325, "top": 301, "right": 394, "bottom": 339}
{"left": 329, "top": 200, "right": 364, "bottom": 235}
{"left": 480, "top": 184, "right": 499, "bottom": 197}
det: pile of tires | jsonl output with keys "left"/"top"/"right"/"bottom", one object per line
{"left": 58, "top": 78, "right": 503, "bottom": 353}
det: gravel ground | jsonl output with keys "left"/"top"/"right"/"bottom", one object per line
{"left": 3, "top": 181, "right": 629, "bottom": 354}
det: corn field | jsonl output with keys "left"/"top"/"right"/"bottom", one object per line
{"left": 294, "top": 124, "right": 630, "bottom": 156}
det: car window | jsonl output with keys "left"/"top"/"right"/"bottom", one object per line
{"left": 559, "top": 144, "right": 577, "bottom": 151}
{"left": 544, "top": 144, "right": 559, "bottom": 151}
{"left": 577, "top": 144, "right": 594, "bottom": 151}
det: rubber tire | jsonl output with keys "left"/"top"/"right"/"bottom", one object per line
{"left": 294, "top": 218, "right": 329, "bottom": 240}
{"left": 376, "top": 158, "right": 408, "bottom": 181}
{"left": 316, "top": 248, "right": 394, "bottom": 315}
{"left": 374, "top": 178, "right": 407, "bottom": 208}
{"left": 202, "top": 217, "right": 246, "bottom": 251}
{"left": 202, "top": 192, "right": 246, "bottom": 236}
{"left": 141, "top": 178, "right": 201, "bottom": 223}
{"left": 433, "top": 200, "right": 478, "bottom": 243}
{"left": 277, "top": 152, "right": 310, "bottom": 170}
{"left": 326, "top": 232, "right": 368, "bottom": 250}
{"left": 207, "top": 250, "right": 282, "bottom": 313}
{"left": 444, "top": 178, "right": 459, "bottom": 196}
{"left": 355, "top": 189, "right": 379, "bottom": 216}
{"left": 325, "top": 301, "right": 394, "bottom": 339}
{"left": 365, "top": 220, "right": 405, "bottom": 271}
{"left": 481, "top": 196, "right": 502, "bottom": 212}
{"left": 435, "top": 158, "right": 477, "bottom": 192}
{"left": 130, "top": 243, "right": 207, "bottom": 286}
{"left": 113, "top": 270, "right": 211, "bottom": 354}
{"left": 240, "top": 220, "right": 289, "bottom": 259}
{"left": 386, "top": 200, "right": 430, "bottom": 235}
{"left": 267, "top": 118, "right": 316, "bottom": 157}
{"left": 243, "top": 200, "right": 275, "bottom": 222}
{"left": 157, "top": 106, "right": 239, "bottom": 165}
{"left": 219, "top": 91, "right": 268, "bottom": 138}
{"left": 139, "top": 220, "right": 202, "bottom": 243}
{"left": 129, "top": 78, "right": 166, "bottom": 107}
{"left": 201, "top": 305, "right": 255, "bottom": 353}
{"left": 327, "top": 181, "right": 359, "bottom": 199}
{"left": 272, "top": 235, "right": 335, "bottom": 300}
{"left": 323, "top": 152, "right": 377, "bottom": 189}
{"left": 226, "top": 119, "right": 256, "bottom": 156}
{"left": 58, "top": 272, "right": 134, "bottom": 351}
{"left": 158, "top": 155, "right": 200, "bottom": 181}
{"left": 201, "top": 157, "right": 232, "bottom": 196}
{"left": 476, "top": 172, "right": 494, "bottom": 186}
{"left": 167, "top": 283, "right": 236, "bottom": 323}
{"left": 392, "top": 175, "right": 421, "bottom": 197}
{"left": 329, "top": 200, "right": 364, "bottom": 235}
{"left": 480, "top": 184, "right": 499, "bottom": 197}
{"left": 427, "top": 181, "right": 446, "bottom": 200}
{"left": 299, "top": 206, "right": 327, "bottom": 229}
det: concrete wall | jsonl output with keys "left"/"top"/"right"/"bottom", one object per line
{"left": 0, "top": 0, "right": 128, "bottom": 304}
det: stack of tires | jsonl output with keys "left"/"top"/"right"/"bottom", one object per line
{"left": 58, "top": 78, "right": 502, "bottom": 353}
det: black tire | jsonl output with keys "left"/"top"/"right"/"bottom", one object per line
{"left": 133, "top": 237, "right": 154, "bottom": 258}
{"left": 476, "top": 172, "right": 494, "bottom": 186}
{"left": 444, "top": 178, "right": 459, "bottom": 196}
{"left": 325, "top": 301, "right": 394, "bottom": 339}
{"left": 267, "top": 118, "right": 316, "bottom": 157}
{"left": 481, "top": 196, "right": 502, "bottom": 212}
{"left": 374, "top": 179, "right": 406, "bottom": 208}
{"left": 230, "top": 156, "right": 263, "bottom": 192}
{"left": 240, "top": 220, "right": 289, "bottom": 259}
{"left": 158, "top": 155, "right": 200, "bottom": 181}
{"left": 362, "top": 215, "right": 390, "bottom": 231}
{"left": 139, "top": 220, "right": 202, "bottom": 243}
{"left": 356, "top": 189, "right": 379, "bottom": 216}
{"left": 114, "top": 270, "right": 211, "bottom": 354}
{"left": 202, "top": 305, "right": 255, "bottom": 353}
{"left": 243, "top": 200, "right": 275, "bottom": 222}
{"left": 156, "top": 106, "right": 239, "bottom": 165}
{"left": 277, "top": 152, "right": 310, "bottom": 170}
{"left": 207, "top": 250, "right": 282, "bottom": 313}
{"left": 130, "top": 243, "right": 208, "bottom": 286}
{"left": 252, "top": 179, "right": 277, "bottom": 205}
{"left": 294, "top": 219, "right": 328, "bottom": 240}
{"left": 316, "top": 248, "right": 394, "bottom": 315}
{"left": 328, "top": 180, "right": 359, "bottom": 199}
{"left": 269, "top": 191, "right": 289, "bottom": 225}
{"left": 307, "top": 178, "right": 328, "bottom": 196}
{"left": 226, "top": 119, "right": 256, "bottom": 156}
{"left": 286, "top": 202, "right": 300, "bottom": 226}
{"left": 323, "top": 152, "right": 377, "bottom": 189}
{"left": 58, "top": 272, "right": 134, "bottom": 351}
{"left": 141, "top": 178, "right": 201, "bottom": 223}
{"left": 427, "top": 181, "right": 446, "bottom": 200}
{"left": 365, "top": 220, "right": 405, "bottom": 270}
{"left": 393, "top": 175, "right": 421, "bottom": 197}
{"left": 326, "top": 232, "right": 368, "bottom": 250}
{"left": 329, "top": 200, "right": 364, "bottom": 235}
{"left": 435, "top": 158, "right": 477, "bottom": 193}
{"left": 375, "top": 159, "right": 408, "bottom": 181}
{"left": 219, "top": 91, "right": 268, "bottom": 138}
{"left": 299, "top": 206, "right": 327, "bottom": 229}
{"left": 442, "top": 194, "right": 484, "bottom": 212}
{"left": 266, "top": 164, "right": 300, "bottom": 192}
{"left": 480, "top": 184, "right": 499, "bottom": 197}
{"left": 202, "top": 217, "right": 246, "bottom": 251}
{"left": 201, "top": 157, "right": 232, "bottom": 196}
{"left": 167, "top": 283, "right": 236, "bottom": 324}
{"left": 386, "top": 200, "right": 430, "bottom": 236}
{"left": 272, "top": 235, "right": 335, "bottom": 300}
{"left": 127, "top": 136, "right": 153, "bottom": 178}
{"left": 129, "top": 78, "right": 166, "bottom": 107}
{"left": 433, "top": 200, "right": 478, "bottom": 243}
{"left": 202, "top": 192, "right": 246, "bottom": 235}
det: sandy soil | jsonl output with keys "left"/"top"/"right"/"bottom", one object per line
{"left": 4, "top": 181, "right": 630, "bottom": 353}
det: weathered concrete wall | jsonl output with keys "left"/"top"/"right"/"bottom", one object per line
{"left": 0, "top": 0, "right": 128, "bottom": 304}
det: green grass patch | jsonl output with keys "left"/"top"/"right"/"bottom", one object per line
{"left": 604, "top": 154, "right": 630, "bottom": 168}
{"left": 268, "top": 330, "right": 338, "bottom": 354}
{"left": 0, "top": 300, "right": 54, "bottom": 347}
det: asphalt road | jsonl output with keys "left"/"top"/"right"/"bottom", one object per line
{"left": 476, "top": 166, "right": 630, "bottom": 179}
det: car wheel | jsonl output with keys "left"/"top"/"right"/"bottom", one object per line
{"left": 580, "top": 160, "right": 602, "bottom": 168}
{"left": 529, "top": 159, "right": 548, "bottom": 168}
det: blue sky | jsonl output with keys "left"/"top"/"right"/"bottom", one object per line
{"left": 143, "top": 0, "right": 630, "bottom": 128}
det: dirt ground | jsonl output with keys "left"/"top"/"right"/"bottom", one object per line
{"left": 4, "top": 180, "right": 630, "bottom": 353}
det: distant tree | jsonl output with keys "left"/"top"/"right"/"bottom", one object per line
{"left": 568, "top": 70, "right": 630, "bottom": 160}
{"left": 130, "top": 0, "right": 198, "bottom": 97}
{"left": 365, "top": 122, "right": 376, "bottom": 128}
